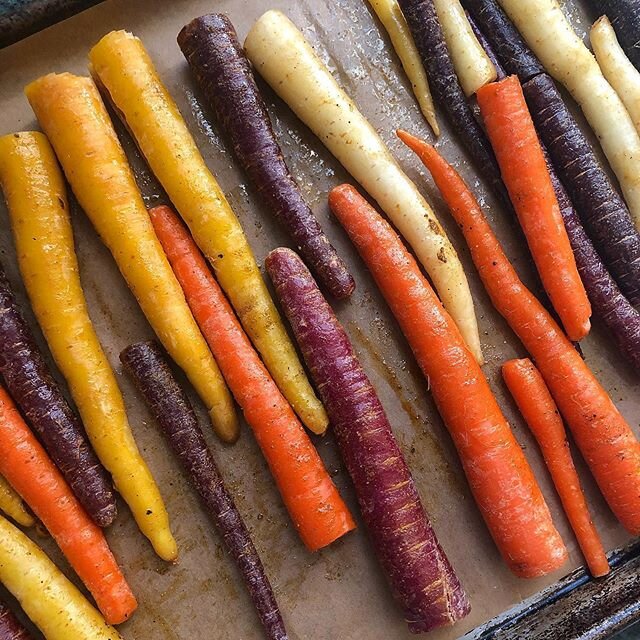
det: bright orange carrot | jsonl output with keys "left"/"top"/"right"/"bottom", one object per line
{"left": 0, "top": 385, "right": 137, "bottom": 624}
{"left": 398, "top": 129, "right": 640, "bottom": 535}
{"left": 475, "top": 75, "right": 591, "bottom": 341}
{"left": 502, "top": 358, "right": 610, "bottom": 578}
{"left": 148, "top": 205, "right": 354, "bottom": 551}
{"left": 329, "top": 184, "right": 567, "bottom": 578}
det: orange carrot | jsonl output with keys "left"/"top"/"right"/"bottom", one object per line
{"left": 148, "top": 205, "right": 354, "bottom": 551}
{"left": 476, "top": 75, "right": 591, "bottom": 341}
{"left": 329, "top": 184, "right": 567, "bottom": 578}
{"left": 502, "top": 358, "right": 610, "bottom": 578}
{"left": 398, "top": 129, "right": 640, "bottom": 535}
{"left": 0, "top": 385, "right": 137, "bottom": 624}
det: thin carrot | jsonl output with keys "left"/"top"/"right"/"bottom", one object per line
{"left": 329, "top": 184, "right": 567, "bottom": 578}
{"left": 148, "top": 205, "right": 355, "bottom": 551}
{"left": 502, "top": 358, "right": 610, "bottom": 577}
{"left": 398, "top": 129, "right": 640, "bottom": 535}
{"left": 0, "top": 385, "right": 136, "bottom": 624}
{"left": 0, "top": 476, "right": 33, "bottom": 528}
{"left": 475, "top": 75, "right": 591, "bottom": 341}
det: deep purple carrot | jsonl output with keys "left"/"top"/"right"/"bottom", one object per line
{"left": 0, "top": 265, "right": 116, "bottom": 527}
{"left": 0, "top": 600, "right": 32, "bottom": 640}
{"left": 397, "top": 0, "right": 507, "bottom": 205}
{"left": 542, "top": 151, "right": 640, "bottom": 371}
{"left": 265, "top": 247, "right": 470, "bottom": 634}
{"left": 177, "top": 13, "right": 354, "bottom": 299}
{"left": 523, "top": 74, "right": 640, "bottom": 306}
{"left": 120, "top": 341, "right": 287, "bottom": 640}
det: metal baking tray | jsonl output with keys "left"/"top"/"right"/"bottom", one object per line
{"left": 0, "top": 1, "right": 638, "bottom": 638}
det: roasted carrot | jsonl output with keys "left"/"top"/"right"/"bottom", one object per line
{"left": 0, "top": 386, "right": 136, "bottom": 624}
{"left": 0, "top": 599, "right": 32, "bottom": 640}
{"left": 0, "top": 476, "right": 33, "bottom": 528}
{"left": 399, "top": 132, "right": 640, "bottom": 534}
{"left": 0, "top": 515, "right": 124, "bottom": 640}
{"left": 502, "top": 358, "right": 610, "bottom": 578}
{"left": 148, "top": 205, "right": 354, "bottom": 551}
{"left": 329, "top": 184, "right": 567, "bottom": 578}
{"left": 475, "top": 76, "right": 591, "bottom": 341}
{"left": 89, "top": 30, "right": 327, "bottom": 436}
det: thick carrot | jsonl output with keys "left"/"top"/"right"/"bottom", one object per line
{"left": 0, "top": 477, "right": 33, "bottom": 528}
{"left": 329, "top": 184, "right": 567, "bottom": 578}
{"left": 476, "top": 75, "right": 591, "bottom": 341}
{"left": 0, "top": 386, "right": 136, "bottom": 624}
{"left": 148, "top": 205, "right": 355, "bottom": 551}
{"left": 399, "top": 130, "right": 640, "bottom": 534}
{"left": 502, "top": 358, "right": 610, "bottom": 578}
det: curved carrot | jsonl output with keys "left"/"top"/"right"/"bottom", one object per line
{"left": 476, "top": 75, "right": 591, "bottom": 341}
{"left": 0, "top": 476, "right": 33, "bottom": 528}
{"left": 329, "top": 184, "right": 567, "bottom": 578}
{"left": 398, "top": 130, "right": 640, "bottom": 534}
{"left": 502, "top": 358, "right": 610, "bottom": 578}
{"left": 0, "top": 386, "right": 136, "bottom": 624}
{"left": 148, "top": 205, "right": 354, "bottom": 551}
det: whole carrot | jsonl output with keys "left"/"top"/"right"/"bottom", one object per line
{"left": 476, "top": 75, "right": 591, "bottom": 341}
{"left": 329, "top": 184, "right": 567, "bottom": 578}
{"left": 148, "top": 205, "right": 354, "bottom": 551}
{"left": 121, "top": 341, "right": 288, "bottom": 640}
{"left": 0, "top": 600, "right": 32, "bottom": 640}
{"left": 0, "top": 386, "right": 137, "bottom": 624}
{"left": 398, "top": 130, "right": 640, "bottom": 534}
{"left": 502, "top": 358, "right": 610, "bottom": 578}
{"left": 266, "top": 248, "right": 469, "bottom": 633}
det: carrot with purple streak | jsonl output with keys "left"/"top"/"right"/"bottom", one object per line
{"left": 266, "top": 247, "right": 469, "bottom": 633}
{"left": 329, "top": 183, "right": 567, "bottom": 578}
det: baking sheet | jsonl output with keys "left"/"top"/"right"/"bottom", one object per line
{"left": 0, "top": 0, "right": 637, "bottom": 638}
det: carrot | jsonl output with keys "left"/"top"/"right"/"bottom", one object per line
{"left": 0, "top": 386, "right": 136, "bottom": 624}
{"left": 502, "top": 358, "right": 610, "bottom": 578}
{"left": 0, "top": 599, "right": 32, "bottom": 640}
{"left": 148, "top": 205, "right": 355, "bottom": 551}
{"left": 0, "top": 476, "right": 33, "bottom": 528}
{"left": 398, "top": 130, "right": 640, "bottom": 534}
{"left": 476, "top": 75, "right": 591, "bottom": 341}
{"left": 329, "top": 184, "right": 567, "bottom": 579}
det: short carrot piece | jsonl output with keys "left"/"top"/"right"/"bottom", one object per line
{"left": 0, "top": 476, "right": 33, "bottom": 528}
{"left": 476, "top": 75, "right": 591, "bottom": 341}
{"left": 398, "top": 130, "right": 640, "bottom": 534}
{"left": 0, "top": 386, "right": 136, "bottom": 624}
{"left": 329, "top": 184, "right": 567, "bottom": 579}
{"left": 148, "top": 205, "right": 355, "bottom": 551}
{"left": 502, "top": 358, "right": 610, "bottom": 578}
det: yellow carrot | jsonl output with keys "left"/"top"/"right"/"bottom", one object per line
{"left": 0, "top": 128, "right": 175, "bottom": 561}
{"left": 89, "top": 30, "right": 328, "bottom": 435}
{"left": 0, "top": 475, "right": 33, "bottom": 528}
{"left": 24, "top": 79, "right": 237, "bottom": 444}
{"left": 0, "top": 515, "right": 123, "bottom": 640}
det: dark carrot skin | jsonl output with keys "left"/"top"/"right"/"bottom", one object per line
{"left": 544, "top": 152, "right": 640, "bottom": 371}
{"left": 523, "top": 74, "right": 640, "bottom": 306}
{"left": 0, "top": 601, "right": 31, "bottom": 640}
{"left": 265, "top": 248, "right": 470, "bottom": 633}
{"left": 120, "top": 341, "right": 287, "bottom": 640}
{"left": 177, "top": 14, "right": 354, "bottom": 299}
{"left": 461, "top": 0, "right": 543, "bottom": 80}
{"left": 0, "top": 264, "right": 115, "bottom": 527}
{"left": 329, "top": 184, "right": 567, "bottom": 579}
{"left": 399, "top": 135, "right": 640, "bottom": 534}
{"left": 397, "top": 0, "right": 508, "bottom": 204}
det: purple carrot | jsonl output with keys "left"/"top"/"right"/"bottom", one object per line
{"left": 461, "top": 0, "right": 544, "bottom": 80}
{"left": 265, "top": 247, "right": 470, "bottom": 634}
{"left": 542, "top": 150, "right": 640, "bottom": 371}
{"left": 0, "top": 265, "right": 115, "bottom": 527}
{"left": 177, "top": 13, "right": 354, "bottom": 299}
{"left": 523, "top": 74, "right": 640, "bottom": 306}
{"left": 396, "top": 0, "right": 508, "bottom": 206}
{"left": 120, "top": 341, "right": 287, "bottom": 640}
{"left": 0, "top": 600, "right": 32, "bottom": 640}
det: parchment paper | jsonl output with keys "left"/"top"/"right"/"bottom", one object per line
{"left": 0, "top": 1, "right": 637, "bottom": 638}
